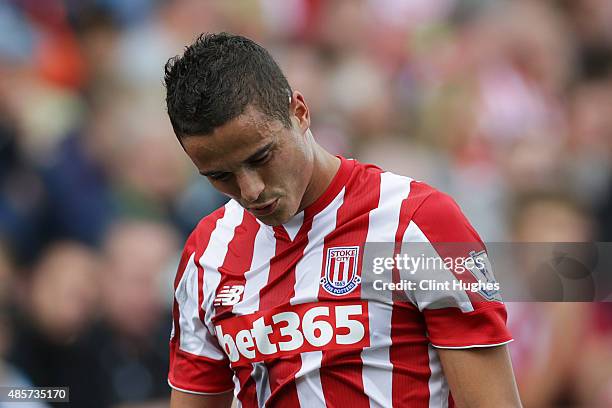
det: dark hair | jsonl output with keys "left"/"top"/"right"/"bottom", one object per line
{"left": 164, "top": 32, "right": 293, "bottom": 137}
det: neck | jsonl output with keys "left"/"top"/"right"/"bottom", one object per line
{"left": 298, "top": 143, "right": 341, "bottom": 213}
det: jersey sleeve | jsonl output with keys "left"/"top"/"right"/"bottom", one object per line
{"left": 168, "top": 231, "right": 234, "bottom": 394}
{"left": 408, "top": 183, "right": 512, "bottom": 349}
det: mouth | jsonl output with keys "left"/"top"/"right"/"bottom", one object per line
{"left": 248, "top": 198, "right": 280, "bottom": 217}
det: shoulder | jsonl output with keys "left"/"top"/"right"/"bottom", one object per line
{"left": 346, "top": 159, "right": 413, "bottom": 197}
{"left": 349, "top": 159, "right": 465, "bottom": 214}
{"left": 348, "top": 158, "right": 385, "bottom": 182}
{"left": 406, "top": 180, "right": 461, "bottom": 220}
{"left": 359, "top": 161, "right": 478, "bottom": 241}
{"left": 405, "top": 180, "right": 481, "bottom": 243}
{"left": 364, "top": 164, "right": 460, "bottom": 219}
{"left": 188, "top": 200, "right": 248, "bottom": 247}
{"left": 174, "top": 201, "right": 249, "bottom": 287}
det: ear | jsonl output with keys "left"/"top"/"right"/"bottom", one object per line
{"left": 290, "top": 90, "right": 310, "bottom": 134}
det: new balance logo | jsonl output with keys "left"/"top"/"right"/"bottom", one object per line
{"left": 214, "top": 285, "right": 245, "bottom": 306}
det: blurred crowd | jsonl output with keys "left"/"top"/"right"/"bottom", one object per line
{"left": 1, "top": 0, "right": 612, "bottom": 406}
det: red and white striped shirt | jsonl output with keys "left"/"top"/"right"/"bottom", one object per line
{"left": 168, "top": 156, "right": 512, "bottom": 407}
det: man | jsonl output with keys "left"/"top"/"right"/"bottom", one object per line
{"left": 164, "top": 33, "right": 521, "bottom": 408}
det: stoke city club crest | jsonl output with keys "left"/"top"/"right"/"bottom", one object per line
{"left": 320, "top": 246, "right": 361, "bottom": 296}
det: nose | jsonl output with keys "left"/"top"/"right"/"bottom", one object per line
{"left": 235, "top": 169, "right": 265, "bottom": 203}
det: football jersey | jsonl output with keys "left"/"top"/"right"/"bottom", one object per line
{"left": 168, "top": 156, "right": 512, "bottom": 407}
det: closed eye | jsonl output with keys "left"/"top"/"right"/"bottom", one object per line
{"left": 201, "top": 145, "right": 273, "bottom": 180}
{"left": 249, "top": 151, "right": 272, "bottom": 166}
{"left": 208, "top": 172, "right": 231, "bottom": 181}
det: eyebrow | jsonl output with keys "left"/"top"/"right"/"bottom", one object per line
{"left": 199, "top": 142, "right": 274, "bottom": 177}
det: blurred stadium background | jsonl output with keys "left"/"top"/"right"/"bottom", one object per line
{"left": 0, "top": 0, "right": 611, "bottom": 406}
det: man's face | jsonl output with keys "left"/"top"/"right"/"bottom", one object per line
{"left": 181, "top": 102, "right": 313, "bottom": 226}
